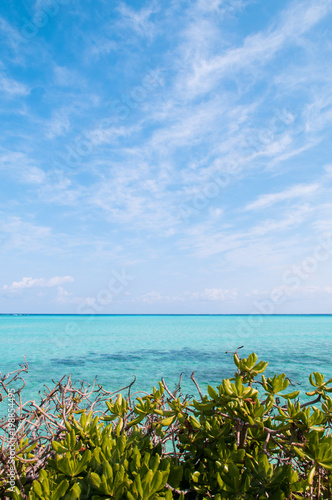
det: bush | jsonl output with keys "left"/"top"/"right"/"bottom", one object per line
{"left": 1, "top": 350, "right": 332, "bottom": 499}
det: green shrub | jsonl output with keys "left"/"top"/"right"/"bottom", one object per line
{"left": 2, "top": 351, "right": 332, "bottom": 499}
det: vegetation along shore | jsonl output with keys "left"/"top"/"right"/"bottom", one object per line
{"left": 1, "top": 350, "right": 332, "bottom": 499}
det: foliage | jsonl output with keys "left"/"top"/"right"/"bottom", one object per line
{"left": 1, "top": 350, "right": 332, "bottom": 499}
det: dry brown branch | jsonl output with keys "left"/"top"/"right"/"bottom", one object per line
{"left": 161, "top": 378, "right": 177, "bottom": 400}
{"left": 190, "top": 371, "right": 203, "bottom": 401}
{"left": 0, "top": 360, "right": 139, "bottom": 498}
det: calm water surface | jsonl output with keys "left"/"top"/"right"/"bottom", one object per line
{"left": 1, "top": 315, "right": 331, "bottom": 402}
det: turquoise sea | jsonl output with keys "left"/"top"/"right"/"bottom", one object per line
{"left": 0, "top": 315, "right": 331, "bottom": 403}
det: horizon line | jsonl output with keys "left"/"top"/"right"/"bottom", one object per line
{"left": 1, "top": 313, "right": 332, "bottom": 316}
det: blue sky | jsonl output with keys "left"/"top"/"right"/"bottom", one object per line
{"left": 0, "top": 0, "right": 332, "bottom": 314}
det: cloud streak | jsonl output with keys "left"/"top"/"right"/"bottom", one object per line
{"left": 245, "top": 184, "right": 320, "bottom": 211}
{"left": 3, "top": 276, "right": 74, "bottom": 292}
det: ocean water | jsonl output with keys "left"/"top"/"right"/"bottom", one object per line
{"left": 0, "top": 315, "right": 331, "bottom": 404}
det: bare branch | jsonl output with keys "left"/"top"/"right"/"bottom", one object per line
{"left": 191, "top": 372, "right": 203, "bottom": 401}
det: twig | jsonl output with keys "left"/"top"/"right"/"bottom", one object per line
{"left": 191, "top": 372, "right": 203, "bottom": 401}
{"left": 161, "top": 379, "right": 177, "bottom": 401}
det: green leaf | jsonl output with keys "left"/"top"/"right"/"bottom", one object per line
{"left": 134, "top": 474, "right": 143, "bottom": 498}
{"left": 235, "top": 376, "right": 243, "bottom": 395}
{"left": 160, "top": 416, "right": 176, "bottom": 426}
{"left": 89, "top": 472, "right": 101, "bottom": 488}
{"left": 281, "top": 390, "right": 299, "bottom": 399}
{"left": 270, "top": 489, "right": 285, "bottom": 500}
{"left": 189, "top": 416, "right": 200, "bottom": 429}
{"left": 52, "top": 441, "right": 68, "bottom": 454}
{"left": 165, "top": 490, "right": 174, "bottom": 500}
{"left": 254, "top": 360, "right": 268, "bottom": 373}
{"left": 192, "top": 471, "right": 200, "bottom": 483}
{"left": 207, "top": 385, "right": 218, "bottom": 399}
{"left": 223, "top": 379, "right": 234, "bottom": 396}
{"left": 233, "top": 353, "right": 240, "bottom": 368}
{"left": 32, "top": 481, "right": 43, "bottom": 498}
{"left": 54, "top": 480, "right": 69, "bottom": 500}
{"left": 65, "top": 483, "right": 81, "bottom": 500}
{"left": 102, "top": 414, "right": 118, "bottom": 421}
{"left": 308, "top": 466, "right": 316, "bottom": 485}
{"left": 126, "top": 414, "right": 145, "bottom": 428}
{"left": 168, "top": 465, "right": 183, "bottom": 489}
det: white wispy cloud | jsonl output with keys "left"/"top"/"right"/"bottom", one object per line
{"left": 3, "top": 276, "right": 74, "bottom": 292}
{"left": 45, "top": 110, "right": 71, "bottom": 139}
{"left": 0, "top": 74, "right": 30, "bottom": 96}
{"left": 116, "top": 1, "right": 160, "bottom": 39}
{"left": 177, "top": 0, "right": 332, "bottom": 98}
{"left": 324, "top": 164, "right": 332, "bottom": 176}
{"left": 178, "top": 202, "right": 317, "bottom": 261}
{"left": 304, "top": 89, "right": 332, "bottom": 133}
{"left": 0, "top": 15, "right": 25, "bottom": 54}
{"left": 85, "top": 125, "right": 134, "bottom": 147}
{"left": 250, "top": 205, "right": 314, "bottom": 236}
{"left": 245, "top": 183, "right": 320, "bottom": 211}
{"left": 136, "top": 291, "right": 163, "bottom": 304}
{"left": 196, "top": 288, "right": 238, "bottom": 301}
{"left": 0, "top": 151, "right": 46, "bottom": 184}
{"left": 136, "top": 288, "right": 238, "bottom": 304}
{"left": 196, "top": 0, "right": 249, "bottom": 17}
{"left": 249, "top": 284, "right": 332, "bottom": 300}
{"left": 55, "top": 286, "right": 72, "bottom": 303}
{"left": 53, "top": 65, "right": 82, "bottom": 88}
{"left": 0, "top": 216, "right": 52, "bottom": 253}
{"left": 84, "top": 37, "right": 118, "bottom": 60}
